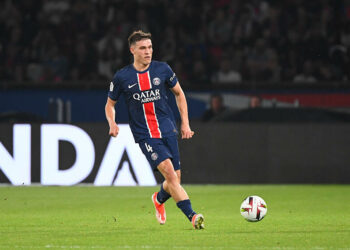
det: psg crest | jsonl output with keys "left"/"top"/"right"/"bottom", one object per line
{"left": 153, "top": 77, "right": 161, "bottom": 86}
{"left": 151, "top": 152, "right": 158, "bottom": 161}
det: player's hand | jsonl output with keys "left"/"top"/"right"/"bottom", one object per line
{"left": 109, "top": 122, "right": 119, "bottom": 137}
{"left": 181, "top": 123, "right": 194, "bottom": 139}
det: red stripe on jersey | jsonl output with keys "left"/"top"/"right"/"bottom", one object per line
{"left": 137, "top": 72, "right": 161, "bottom": 138}
{"left": 143, "top": 102, "right": 161, "bottom": 138}
{"left": 138, "top": 72, "right": 152, "bottom": 91}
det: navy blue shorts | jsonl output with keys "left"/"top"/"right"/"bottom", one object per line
{"left": 138, "top": 136, "right": 180, "bottom": 171}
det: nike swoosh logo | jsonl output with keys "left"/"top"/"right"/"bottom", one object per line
{"left": 128, "top": 83, "right": 138, "bottom": 88}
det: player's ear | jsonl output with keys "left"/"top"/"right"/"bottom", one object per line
{"left": 130, "top": 45, "right": 135, "bottom": 55}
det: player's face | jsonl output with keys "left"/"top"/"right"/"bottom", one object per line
{"left": 130, "top": 39, "right": 153, "bottom": 65}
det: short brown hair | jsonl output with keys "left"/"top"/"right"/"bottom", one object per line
{"left": 128, "top": 30, "right": 152, "bottom": 47}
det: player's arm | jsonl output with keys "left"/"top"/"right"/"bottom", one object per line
{"left": 105, "top": 97, "right": 119, "bottom": 137}
{"left": 170, "top": 82, "right": 194, "bottom": 139}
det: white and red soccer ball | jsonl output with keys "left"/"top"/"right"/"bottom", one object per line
{"left": 240, "top": 195, "right": 267, "bottom": 222}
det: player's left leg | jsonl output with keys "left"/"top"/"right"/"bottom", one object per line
{"left": 157, "top": 160, "right": 204, "bottom": 229}
{"left": 162, "top": 170, "right": 204, "bottom": 229}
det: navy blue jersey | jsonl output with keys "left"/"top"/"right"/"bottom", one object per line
{"left": 108, "top": 61, "right": 178, "bottom": 142}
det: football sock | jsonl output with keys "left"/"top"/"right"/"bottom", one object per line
{"left": 176, "top": 199, "right": 196, "bottom": 221}
{"left": 156, "top": 183, "right": 171, "bottom": 204}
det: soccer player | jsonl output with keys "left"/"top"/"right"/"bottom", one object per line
{"left": 105, "top": 30, "right": 204, "bottom": 229}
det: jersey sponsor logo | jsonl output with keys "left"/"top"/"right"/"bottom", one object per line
{"left": 133, "top": 89, "right": 160, "bottom": 103}
{"left": 110, "top": 82, "right": 114, "bottom": 91}
{"left": 128, "top": 83, "right": 138, "bottom": 89}
{"left": 153, "top": 77, "right": 161, "bottom": 86}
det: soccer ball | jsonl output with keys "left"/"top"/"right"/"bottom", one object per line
{"left": 240, "top": 195, "right": 267, "bottom": 222}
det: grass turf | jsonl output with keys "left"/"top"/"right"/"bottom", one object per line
{"left": 0, "top": 185, "right": 349, "bottom": 249}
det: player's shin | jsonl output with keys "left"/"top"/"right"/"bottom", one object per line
{"left": 176, "top": 199, "right": 196, "bottom": 221}
{"left": 177, "top": 199, "right": 205, "bottom": 229}
{"left": 156, "top": 183, "right": 171, "bottom": 204}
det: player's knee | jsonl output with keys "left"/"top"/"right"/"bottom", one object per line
{"left": 165, "top": 171, "right": 178, "bottom": 184}
{"left": 158, "top": 159, "right": 177, "bottom": 184}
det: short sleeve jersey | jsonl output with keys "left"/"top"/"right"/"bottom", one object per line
{"left": 108, "top": 61, "right": 178, "bottom": 142}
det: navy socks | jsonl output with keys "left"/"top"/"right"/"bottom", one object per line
{"left": 176, "top": 199, "right": 196, "bottom": 221}
{"left": 156, "top": 184, "right": 171, "bottom": 204}
{"left": 156, "top": 183, "right": 196, "bottom": 222}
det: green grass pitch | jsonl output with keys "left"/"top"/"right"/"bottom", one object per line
{"left": 0, "top": 185, "right": 349, "bottom": 249}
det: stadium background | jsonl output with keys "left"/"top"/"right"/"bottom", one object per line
{"left": 1, "top": 0, "right": 350, "bottom": 185}
{"left": 1, "top": 1, "right": 350, "bottom": 249}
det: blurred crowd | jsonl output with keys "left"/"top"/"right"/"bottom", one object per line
{"left": 1, "top": 0, "right": 350, "bottom": 87}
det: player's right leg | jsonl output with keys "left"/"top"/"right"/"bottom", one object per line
{"left": 155, "top": 135, "right": 182, "bottom": 211}
{"left": 157, "top": 159, "right": 187, "bottom": 201}
{"left": 151, "top": 191, "right": 166, "bottom": 224}
{"left": 160, "top": 169, "right": 181, "bottom": 200}
{"left": 158, "top": 159, "right": 204, "bottom": 229}
{"left": 139, "top": 138, "right": 172, "bottom": 225}
{"left": 151, "top": 169, "right": 180, "bottom": 224}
